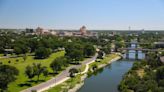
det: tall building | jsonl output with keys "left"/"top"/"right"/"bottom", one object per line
{"left": 36, "top": 27, "right": 44, "bottom": 35}
{"left": 80, "top": 26, "right": 87, "bottom": 35}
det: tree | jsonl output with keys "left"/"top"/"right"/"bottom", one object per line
{"left": 59, "top": 57, "right": 69, "bottom": 67}
{"left": 14, "top": 47, "right": 22, "bottom": 55}
{"left": 23, "top": 54, "right": 27, "bottom": 61}
{"left": 25, "top": 63, "right": 47, "bottom": 81}
{"left": 69, "top": 68, "right": 78, "bottom": 77}
{"left": 25, "top": 65, "right": 35, "bottom": 80}
{"left": 156, "top": 66, "right": 164, "bottom": 81}
{"left": 92, "top": 64, "right": 98, "bottom": 71}
{"left": 32, "top": 63, "right": 45, "bottom": 81}
{"left": 97, "top": 50, "right": 104, "bottom": 59}
{"left": 0, "top": 65, "right": 19, "bottom": 91}
{"left": 50, "top": 58, "right": 62, "bottom": 74}
{"left": 115, "top": 41, "right": 125, "bottom": 52}
{"left": 101, "top": 44, "right": 111, "bottom": 54}
{"left": 43, "top": 67, "right": 49, "bottom": 79}
{"left": 72, "top": 50, "right": 84, "bottom": 64}
{"left": 0, "top": 47, "right": 4, "bottom": 53}
{"left": 147, "top": 52, "right": 162, "bottom": 68}
{"left": 14, "top": 41, "right": 29, "bottom": 55}
{"left": 65, "top": 43, "right": 84, "bottom": 64}
{"left": 84, "top": 44, "right": 96, "bottom": 57}
{"left": 161, "top": 52, "right": 164, "bottom": 56}
{"left": 35, "top": 47, "right": 51, "bottom": 59}
{"left": 28, "top": 38, "right": 39, "bottom": 52}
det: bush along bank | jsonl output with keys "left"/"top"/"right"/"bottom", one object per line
{"left": 118, "top": 52, "right": 164, "bottom": 92}
{"left": 46, "top": 53, "right": 121, "bottom": 92}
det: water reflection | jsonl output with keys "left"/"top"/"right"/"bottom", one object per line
{"left": 124, "top": 43, "right": 145, "bottom": 60}
{"left": 78, "top": 60, "right": 134, "bottom": 92}
{"left": 78, "top": 43, "right": 145, "bottom": 92}
{"left": 87, "top": 68, "right": 104, "bottom": 78}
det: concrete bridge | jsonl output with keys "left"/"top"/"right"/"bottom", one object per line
{"left": 119, "top": 48, "right": 164, "bottom": 60}
{"left": 119, "top": 48, "right": 162, "bottom": 52}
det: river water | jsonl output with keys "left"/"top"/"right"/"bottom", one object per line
{"left": 78, "top": 44, "right": 145, "bottom": 92}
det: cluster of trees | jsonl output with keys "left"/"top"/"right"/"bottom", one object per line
{"left": 35, "top": 47, "right": 51, "bottom": 59}
{"left": 118, "top": 52, "right": 164, "bottom": 92}
{"left": 138, "top": 33, "right": 164, "bottom": 49}
{"left": 0, "top": 30, "right": 134, "bottom": 91}
{"left": 0, "top": 65, "right": 19, "bottom": 91}
{"left": 65, "top": 43, "right": 96, "bottom": 64}
{"left": 50, "top": 57, "right": 68, "bottom": 74}
{"left": 25, "top": 63, "right": 48, "bottom": 81}
{"left": 0, "top": 31, "right": 99, "bottom": 59}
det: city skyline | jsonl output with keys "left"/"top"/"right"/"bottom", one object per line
{"left": 0, "top": 0, "right": 164, "bottom": 30}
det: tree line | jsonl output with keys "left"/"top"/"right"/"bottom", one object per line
{"left": 118, "top": 52, "right": 164, "bottom": 92}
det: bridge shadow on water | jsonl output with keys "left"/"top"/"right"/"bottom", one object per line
{"left": 119, "top": 58, "right": 143, "bottom": 62}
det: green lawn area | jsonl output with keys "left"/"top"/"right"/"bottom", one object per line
{"left": 80, "top": 65, "right": 86, "bottom": 72}
{"left": 89, "top": 53, "right": 119, "bottom": 67}
{"left": 46, "top": 54, "right": 120, "bottom": 92}
{"left": 0, "top": 51, "right": 65, "bottom": 92}
{"left": 46, "top": 74, "right": 81, "bottom": 92}
{"left": 0, "top": 54, "right": 4, "bottom": 57}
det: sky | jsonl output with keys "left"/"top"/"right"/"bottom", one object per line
{"left": 0, "top": 0, "right": 164, "bottom": 30}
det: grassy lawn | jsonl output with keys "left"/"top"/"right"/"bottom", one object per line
{"left": 46, "top": 75, "right": 82, "bottom": 92}
{"left": 81, "top": 64, "right": 86, "bottom": 71}
{"left": 46, "top": 54, "right": 120, "bottom": 92}
{"left": 0, "top": 54, "right": 4, "bottom": 57}
{"left": 89, "top": 53, "right": 119, "bottom": 67}
{"left": 0, "top": 51, "right": 65, "bottom": 92}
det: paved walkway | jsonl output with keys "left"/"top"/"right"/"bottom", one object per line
{"left": 21, "top": 54, "right": 98, "bottom": 92}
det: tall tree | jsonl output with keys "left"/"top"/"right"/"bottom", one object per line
{"left": 25, "top": 65, "right": 35, "bottom": 80}
{"left": 0, "top": 65, "right": 19, "bottom": 91}
{"left": 69, "top": 68, "right": 78, "bottom": 77}
{"left": 50, "top": 58, "right": 62, "bottom": 74}
{"left": 43, "top": 67, "right": 49, "bottom": 79}
{"left": 84, "top": 44, "right": 96, "bottom": 57}
{"left": 35, "top": 47, "right": 51, "bottom": 59}
{"left": 65, "top": 43, "right": 84, "bottom": 64}
{"left": 32, "top": 63, "right": 45, "bottom": 81}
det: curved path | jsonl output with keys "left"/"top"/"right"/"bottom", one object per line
{"left": 21, "top": 54, "right": 98, "bottom": 92}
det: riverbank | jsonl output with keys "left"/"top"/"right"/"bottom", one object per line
{"left": 89, "top": 53, "right": 121, "bottom": 70}
{"left": 68, "top": 74, "right": 87, "bottom": 92}
{"left": 67, "top": 54, "right": 121, "bottom": 92}
{"left": 21, "top": 54, "right": 97, "bottom": 92}
{"left": 45, "top": 53, "right": 120, "bottom": 92}
{"left": 97, "top": 56, "right": 121, "bottom": 69}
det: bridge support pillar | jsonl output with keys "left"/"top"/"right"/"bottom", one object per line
{"left": 145, "top": 51, "right": 148, "bottom": 60}
{"left": 135, "top": 43, "right": 138, "bottom": 48}
{"left": 126, "top": 50, "right": 129, "bottom": 59}
{"left": 135, "top": 50, "right": 138, "bottom": 60}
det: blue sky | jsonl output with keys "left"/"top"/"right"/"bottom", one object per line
{"left": 0, "top": 0, "right": 164, "bottom": 30}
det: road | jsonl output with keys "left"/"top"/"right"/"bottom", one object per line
{"left": 21, "top": 54, "right": 97, "bottom": 92}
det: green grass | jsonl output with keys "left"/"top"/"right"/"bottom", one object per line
{"left": 89, "top": 54, "right": 119, "bottom": 67}
{"left": 0, "top": 51, "right": 65, "bottom": 92}
{"left": 0, "top": 54, "right": 4, "bottom": 57}
{"left": 46, "top": 54, "right": 120, "bottom": 92}
{"left": 79, "top": 65, "right": 86, "bottom": 72}
{"left": 46, "top": 75, "right": 82, "bottom": 92}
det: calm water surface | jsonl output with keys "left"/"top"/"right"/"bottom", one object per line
{"left": 78, "top": 44, "right": 145, "bottom": 92}
{"left": 78, "top": 60, "right": 134, "bottom": 92}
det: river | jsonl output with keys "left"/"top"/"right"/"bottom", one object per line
{"left": 78, "top": 43, "right": 145, "bottom": 92}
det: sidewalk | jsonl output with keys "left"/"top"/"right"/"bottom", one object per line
{"left": 21, "top": 54, "right": 97, "bottom": 92}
